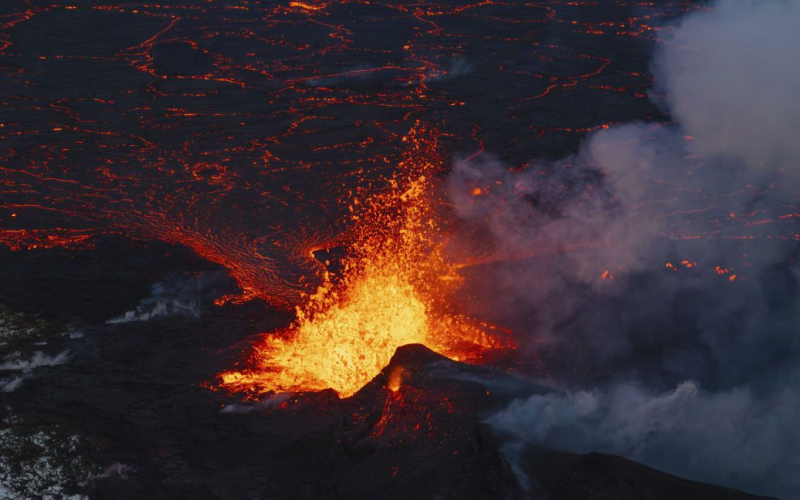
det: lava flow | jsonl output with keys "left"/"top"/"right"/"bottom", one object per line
{"left": 219, "top": 127, "right": 511, "bottom": 398}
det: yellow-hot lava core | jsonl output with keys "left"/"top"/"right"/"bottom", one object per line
{"left": 387, "top": 366, "right": 405, "bottom": 392}
{"left": 219, "top": 125, "right": 510, "bottom": 398}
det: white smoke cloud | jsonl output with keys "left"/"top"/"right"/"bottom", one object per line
{"left": 106, "top": 273, "right": 225, "bottom": 324}
{"left": 488, "top": 380, "right": 800, "bottom": 497}
{"left": 107, "top": 299, "right": 200, "bottom": 324}
{"left": 0, "top": 351, "right": 70, "bottom": 392}
{"left": 447, "top": 123, "right": 699, "bottom": 286}
{"left": 655, "top": 0, "right": 800, "bottom": 172}
{"left": 0, "top": 351, "right": 70, "bottom": 372}
{"left": 452, "top": 0, "right": 800, "bottom": 497}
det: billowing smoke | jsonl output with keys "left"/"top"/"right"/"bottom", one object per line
{"left": 487, "top": 379, "right": 800, "bottom": 496}
{"left": 655, "top": 0, "right": 800, "bottom": 172}
{"left": 0, "top": 351, "right": 70, "bottom": 392}
{"left": 107, "top": 272, "right": 229, "bottom": 324}
{"left": 447, "top": 1, "right": 800, "bottom": 497}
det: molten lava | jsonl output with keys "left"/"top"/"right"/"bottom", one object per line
{"left": 220, "top": 126, "right": 510, "bottom": 398}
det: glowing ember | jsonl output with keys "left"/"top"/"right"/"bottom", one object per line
{"left": 387, "top": 366, "right": 405, "bottom": 392}
{"left": 219, "top": 126, "right": 511, "bottom": 398}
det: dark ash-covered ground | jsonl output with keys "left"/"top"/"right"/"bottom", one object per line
{"left": 0, "top": 310, "right": 778, "bottom": 500}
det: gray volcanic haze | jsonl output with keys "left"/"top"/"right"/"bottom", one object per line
{"left": 461, "top": 1, "right": 800, "bottom": 497}
{"left": 1, "top": 0, "right": 799, "bottom": 499}
{"left": 466, "top": 1, "right": 800, "bottom": 498}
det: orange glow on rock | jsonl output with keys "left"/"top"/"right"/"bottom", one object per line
{"left": 387, "top": 366, "right": 405, "bottom": 392}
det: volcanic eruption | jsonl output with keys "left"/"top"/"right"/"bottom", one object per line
{"left": 2, "top": 0, "right": 798, "bottom": 498}
{"left": 219, "top": 125, "right": 512, "bottom": 398}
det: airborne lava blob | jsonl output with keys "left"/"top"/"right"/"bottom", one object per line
{"left": 220, "top": 126, "right": 511, "bottom": 398}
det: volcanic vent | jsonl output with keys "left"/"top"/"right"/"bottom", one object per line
{"left": 219, "top": 126, "right": 512, "bottom": 398}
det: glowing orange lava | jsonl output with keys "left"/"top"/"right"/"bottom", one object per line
{"left": 219, "top": 126, "right": 511, "bottom": 398}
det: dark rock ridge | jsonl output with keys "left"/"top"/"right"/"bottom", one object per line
{"left": 1, "top": 312, "right": 777, "bottom": 499}
{"left": 523, "top": 448, "right": 777, "bottom": 500}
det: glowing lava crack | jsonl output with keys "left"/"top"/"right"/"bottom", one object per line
{"left": 219, "top": 127, "right": 511, "bottom": 398}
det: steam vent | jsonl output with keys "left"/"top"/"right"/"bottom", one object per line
{"left": 1, "top": 0, "right": 798, "bottom": 498}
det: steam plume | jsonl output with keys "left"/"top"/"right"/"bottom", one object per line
{"left": 450, "top": 1, "right": 800, "bottom": 497}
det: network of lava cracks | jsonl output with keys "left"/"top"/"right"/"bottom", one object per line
{"left": 2, "top": 0, "right": 796, "bottom": 399}
{"left": 0, "top": 0, "right": 689, "bottom": 403}
{"left": 218, "top": 126, "right": 513, "bottom": 398}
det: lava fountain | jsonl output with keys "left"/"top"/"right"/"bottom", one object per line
{"left": 219, "top": 125, "right": 512, "bottom": 398}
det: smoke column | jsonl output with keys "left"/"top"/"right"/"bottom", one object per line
{"left": 448, "top": 1, "right": 800, "bottom": 497}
